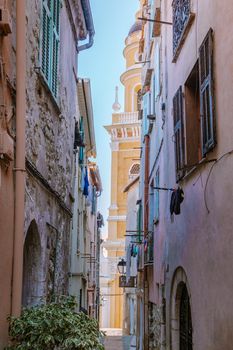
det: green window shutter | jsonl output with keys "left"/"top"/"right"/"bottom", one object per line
{"left": 41, "top": 1, "right": 51, "bottom": 81}
{"left": 51, "top": 0, "right": 60, "bottom": 97}
{"left": 199, "top": 29, "right": 216, "bottom": 156}
{"left": 51, "top": 31, "right": 59, "bottom": 97}
{"left": 41, "top": 0, "right": 60, "bottom": 98}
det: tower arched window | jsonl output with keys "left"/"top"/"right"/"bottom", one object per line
{"left": 129, "top": 163, "right": 140, "bottom": 179}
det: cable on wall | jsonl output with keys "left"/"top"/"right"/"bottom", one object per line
{"left": 204, "top": 149, "right": 233, "bottom": 213}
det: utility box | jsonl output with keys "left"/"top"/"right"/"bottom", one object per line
{"left": 0, "top": 6, "right": 12, "bottom": 35}
{"left": 0, "top": 131, "right": 14, "bottom": 161}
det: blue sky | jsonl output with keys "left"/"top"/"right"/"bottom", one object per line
{"left": 79, "top": 0, "right": 139, "bottom": 237}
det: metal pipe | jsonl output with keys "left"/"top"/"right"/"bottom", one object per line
{"left": 78, "top": 0, "right": 95, "bottom": 52}
{"left": 11, "top": 0, "right": 26, "bottom": 316}
{"left": 143, "top": 134, "right": 150, "bottom": 350}
{"left": 143, "top": 134, "right": 150, "bottom": 238}
{"left": 78, "top": 33, "right": 94, "bottom": 52}
{"left": 138, "top": 16, "right": 173, "bottom": 25}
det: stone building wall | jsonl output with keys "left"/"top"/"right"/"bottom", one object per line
{"left": 18, "top": 0, "right": 80, "bottom": 305}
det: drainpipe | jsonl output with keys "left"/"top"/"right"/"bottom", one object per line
{"left": 11, "top": 0, "right": 26, "bottom": 316}
{"left": 78, "top": 31, "right": 94, "bottom": 52}
{"left": 77, "top": 0, "right": 95, "bottom": 52}
{"left": 143, "top": 134, "right": 150, "bottom": 350}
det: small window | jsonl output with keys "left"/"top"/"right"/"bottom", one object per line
{"left": 41, "top": 0, "right": 60, "bottom": 98}
{"left": 172, "top": 0, "right": 194, "bottom": 61}
{"left": 173, "top": 86, "right": 185, "bottom": 181}
{"left": 184, "top": 61, "right": 201, "bottom": 168}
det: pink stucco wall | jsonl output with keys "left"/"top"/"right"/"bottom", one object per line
{"left": 147, "top": 0, "right": 233, "bottom": 349}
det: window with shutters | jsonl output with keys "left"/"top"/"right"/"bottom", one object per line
{"left": 173, "top": 86, "right": 185, "bottom": 181}
{"left": 40, "top": 0, "right": 60, "bottom": 99}
{"left": 183, "top": 30, "right": 215, "bottom": 175}
{"left": 199, "top": 29, "right": 216, "bottom": 156}
{"left": 184, "top": 61, "right": 201, "bottom": 168}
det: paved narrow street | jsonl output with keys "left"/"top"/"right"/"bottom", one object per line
{"left": 104, "top": 336, "right": 124, "bottom": 350}
{"left": 102, "top": 329, "right": 136, "bottom": 350}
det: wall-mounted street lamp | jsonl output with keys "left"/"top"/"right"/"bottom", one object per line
{"left": 117, "top": 258, "right": 126, "bottom": 275}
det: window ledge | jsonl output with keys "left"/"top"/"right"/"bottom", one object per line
{"left": 36, "top": 68, "right": 61, "bottom": 115}
{"left": 172, "top": 13, "right": 195, "bottom": 63}
{"left": 179, "top": 157, "right": 217, "bottom": 182}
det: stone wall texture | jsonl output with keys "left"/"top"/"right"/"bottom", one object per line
{"left": 22, "top": 0, "right": 79, "bottom": 305}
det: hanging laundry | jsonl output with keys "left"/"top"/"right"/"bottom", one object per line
{"left": 86, "top": 184, "right": 94, "bottom": 207}
{"left": 83, "top": 166, "right": 89, "bottom": 197}
{"left": 81, "top": 166, "right": 85, "bottom": 192}
{"left": 170, "top": 187, "right": 184, "bottom": 215}
{"left": 131, "top": 244, "right": 138, "bottom": 257}
{"left": 130, "top": 256, "right": 138, "bottom": 277}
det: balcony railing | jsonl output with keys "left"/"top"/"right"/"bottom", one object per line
{"left": 113, "top": 112, "right": 139, "bottom": 124}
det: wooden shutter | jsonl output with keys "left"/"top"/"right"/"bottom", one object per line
{"left": 173, "top": 86, "right": 185, "bottom": 181}
{"left": 41, "top": 0, "right": 60, "bottom": 98}
{"left": 51, "top": 0, "right": 60, "bottom": 97}
{"left": 199, "top": 29, "right": 216, "bottom": 156}
{"left": 41, "top": 1, "right": 51, "bottom": 81}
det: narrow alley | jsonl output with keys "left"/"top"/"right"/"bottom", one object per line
{"left": 1, "top": 0, "right": 233, "bottom": 349}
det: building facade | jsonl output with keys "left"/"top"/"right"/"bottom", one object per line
{"left": 137, "top": 0, "right": 233, "bottom": 349}
{"left": 69, "top": 78, "right": 103, "bottom": 320}
{"left": 100, "top": 9, "right": 142, "bottom": 329}
{"left": 0, "top": 0, "right": 95, "bottom": 347}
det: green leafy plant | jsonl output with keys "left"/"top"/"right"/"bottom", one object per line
{"left": 6, "top": 296, "right": 104, "bottom": 350}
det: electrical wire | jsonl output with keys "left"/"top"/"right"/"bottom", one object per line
{"left": 204, "top": 149, "right": 233, "bottom": 213}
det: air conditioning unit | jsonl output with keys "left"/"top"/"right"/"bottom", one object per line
{"left": 0, "top": 131, "right": 14, "bottom": 161}
{"left": 0, "top": 6, "right": 12, "bottom": 35}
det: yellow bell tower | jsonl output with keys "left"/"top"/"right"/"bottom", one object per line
{"left": 102, "top": 8, "right": 142, "bottom": 330}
